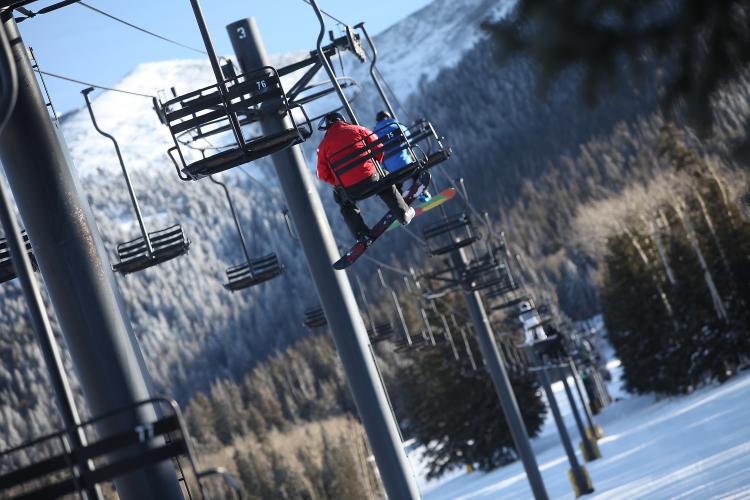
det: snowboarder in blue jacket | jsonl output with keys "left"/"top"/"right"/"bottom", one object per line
{"left": 373, "top": 110, "right": 414, "bottom": 173}
{"left": 373, "top": 110, "right": 431, "bottom": 202}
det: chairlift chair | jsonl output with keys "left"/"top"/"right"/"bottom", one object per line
{"left": 303, "top": 306, "right": 327, "bottom": 329}
{"left": 209, "top": 176, "right": 285, "bottom": 291}
{"left": 0, "top": 230, "right": 37, "bottom": 284}
{"left": 0, "top": 397, "right": 241, "bottom": 499}
{"left": 367, "top": 321, "right": 395, "bottom": 344}
{"left": 82, "top": 88, "right": 190, "bottom": 275}
{"left": 393, "top": 332, "right": 429, "bottom": 354}
{"left": 423, "top": 212, "right": 480, "bottom": 256}
{"left": 161, "top": 65, "right": 312, "bottom": 181}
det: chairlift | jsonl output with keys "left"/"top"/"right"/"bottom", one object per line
{"left": 209, "top": 176, "right": 284, "bottom": 291}
{"left": 82, "top": 88, "right": 190, "bottom": 274}
{"left": 303, "top": 306, "right": 327, "bottom": 329}
{"left": 307, "top": 1, "right": 451, "bottom": 203}
{"left": 353, "top": 22, "right": 452, "bottom": 171}
{"left": 368, "top": 321, "right": 395, "bottom": 344}
{"left": 393, "top": 332, "right": 429, "bottom": 354}
{"left": 0, "top": 230, "right": 37, "bottom": 284}
{"left": 154, "top": 0, "right": 319, "bottom": 181}
{"left": 0, "top": 397, "right": 241, "bottom": 499}
{"left": 423, "top": 212, "right": 480, "bottom": 256}
{"left": 161, "top": 65, "right": 312, "bottom": 181}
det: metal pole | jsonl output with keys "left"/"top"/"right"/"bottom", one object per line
{"left": 530, "top": 350, "right": 593, "bottom": 496}
{"left": 377, "top": 268, "right": 412, "bottom": 344}
{"left": 0, "top": 17, "right": 182, "bottom": 500}
{"left": 353, "top": 22, "right": 397, "bottom": 121}
{"left": 227, "top": 18, "right": 419, "bottom": 499}
{"left": 0, "top": 25, "right": 102, "bottom": 500}
{"left": 188, "top": 0, "right": 245, "bottom": 146}
{"left": 354, "top": 273, "right": 375, "bottom": 333}
{"left": 569, "top": 359, "right": 598, "bottom": 437}
{"left": 209, "top": 176, "right": 253, "bottom": 267}
{"left": 82, "top": 88, "right": 152, "bottom": 255}
{"left": 556, "top": 365, "right": 598, "bottom": 461}
{"left": 451, "top": 247, "right": 548, "bottom": 500}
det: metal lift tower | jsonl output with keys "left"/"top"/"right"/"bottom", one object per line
{"left": 226, "top": 17, "right": 421, "bottom": 500}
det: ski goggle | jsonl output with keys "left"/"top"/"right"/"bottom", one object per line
{"left": 317, "top": 116, "right": 329, "bottom": 131}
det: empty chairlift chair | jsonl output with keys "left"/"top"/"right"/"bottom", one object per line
{"left": 82, "top": 88, "right": 190, "bottom": 275}
{"left": 367, "top": 321, "right": 395, "bottom": 344}
{"left": 303, "top": 306, "right": 327, "bottom": 328}
{"left": 423, "top": 212, "right": 479, "bottom": 256}
{"left": 209, "top": 176, "right": 284, "bottom": 291}
{"left": 0, "top": 398, "right": 241, "bottom": 499}
{"left": 160, "top": 66, "right": 312, "bottom": 181}
{"left": 0, "top": 230, "right": 37, "bottom": 284}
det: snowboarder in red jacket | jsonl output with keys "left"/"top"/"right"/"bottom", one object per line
{"left": 316, "top": 112, "right": 414, "bottom": 243}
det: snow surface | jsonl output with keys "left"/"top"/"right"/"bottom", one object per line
{"left": 413, "top": 362, "right": 750, "bottom": 499}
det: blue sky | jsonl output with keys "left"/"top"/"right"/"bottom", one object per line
{"left": 17, "top": 0, "right": 433, "bottom": 114}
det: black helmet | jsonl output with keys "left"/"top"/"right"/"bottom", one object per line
{"left": 318, "top": 111, "right": 346, "bottom": 131}
{"left": 376, "top": 110, "right": 393, "bottom": 122}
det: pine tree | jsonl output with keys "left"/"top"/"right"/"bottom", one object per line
{"left": 395, "top": 343, "right": 546, "bottom": 478}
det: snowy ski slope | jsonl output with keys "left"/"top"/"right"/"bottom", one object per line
{"left": 419, "top": 362, "right": 750, "bottom": 499}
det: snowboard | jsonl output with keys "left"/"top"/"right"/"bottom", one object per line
{"left": 332, "top": 171, "right": 431, "bottom": 270}
{"left": 384, "top": 187, "right": 457, "bottom": 233}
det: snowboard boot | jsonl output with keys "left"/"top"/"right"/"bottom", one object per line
{"left": 398, "top": 207, "right": 416, "bottom": 226}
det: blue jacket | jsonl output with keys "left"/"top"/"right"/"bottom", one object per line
{"left": 374, "top": 118, "right": 413, "bottom": 173}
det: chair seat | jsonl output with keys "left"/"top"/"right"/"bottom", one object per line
{"left": 184, "top": 128, "right": 305, "bottom": 179}
{"left": 224, "top": 254, "right": 285, "bottom": 291}
{"left": 303, "top": 307, "right": 327, "bottom": 328}
{"left": 113, "top": 225, "right": 190, "bottom": 274}
{"left": 0, "top": 231, "right": 38, "bottom": 284}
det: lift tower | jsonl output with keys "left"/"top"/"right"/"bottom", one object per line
{"left": 226, "top": 17, "right": 420, "bottom": 500}
{"left": 0, "top": 16, "right": 183, "bottom": 500}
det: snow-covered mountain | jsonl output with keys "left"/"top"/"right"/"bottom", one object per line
{"left": 0, "top": 0, "right": 512, "bottom": 435}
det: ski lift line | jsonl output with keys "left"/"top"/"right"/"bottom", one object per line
{"left": 76, "top": 1, "right": 208, "bottom": 55}
{"left": 12, "top": 0, "right": 82, "bottom": 21}
{"left": 360, "top": 253, "right": 412, "bottom": 277}
{"left": 32, "top": 69, "right": 156, "bottom": 98}
{"left": 373, "top": 66, "right": 410, "bottom": 123}
{"left": 296, "top": 0, "right": 348, "bottom": 26}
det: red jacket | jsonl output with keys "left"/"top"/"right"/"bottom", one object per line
{"left": 316, "top": 122, "right": 384, "bottom": 187}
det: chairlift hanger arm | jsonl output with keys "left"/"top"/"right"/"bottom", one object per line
{"left": 82, "top": 87, "right": 154, "bottom": 255}
{"left": 308, "top": 0, "right": 358, "bottom": 124}
{"left": 354, "top": 21, "right": 397, "bottom": 121}
{"left": 208, "top": 175, "right": 253, "bottom": 267}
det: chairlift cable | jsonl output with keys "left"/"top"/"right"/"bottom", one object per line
{"left": 33, "top": 69, "right": 156, "bottom": 98}
{"left": 296, "top": 0, "right": 348, "bottom": 26}
{"left": 374, "top": 67, "right": 410, "bottom": 122}
{"left": 77, "top": 2, "right": 208, "bottom": 55}
{"left": 360, "top": 253, "right": 412, "bottom": 277}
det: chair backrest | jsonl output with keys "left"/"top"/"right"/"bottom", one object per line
{"left": 116, "top": 224, "right": 189, "bottom": 261}
{"left": 226, "top": 253, "right": 284, "bottom": 289}
{"left": 0, "top": 398, "right": 205, "bottom": 500}
{"left": 162, "top": 67, "right": 284, "bottom": 140}
{"left": 304, "top": 307, "right": 327, "bottom": 328}
{"left": 328, "top": 125, "right": 413, "bottom": 178}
